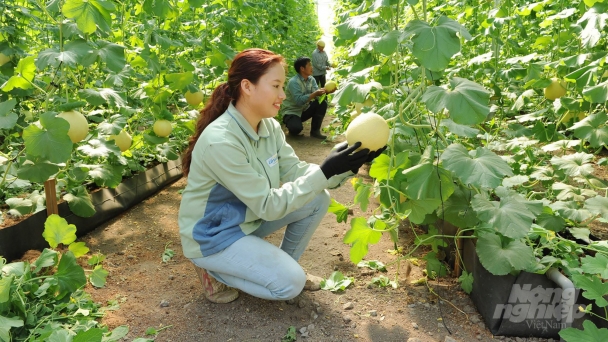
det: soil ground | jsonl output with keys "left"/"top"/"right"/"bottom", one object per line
{"left": 74, "top": 118, "right": 586, "bottom": 342}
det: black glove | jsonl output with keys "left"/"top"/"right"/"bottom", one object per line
{"left": 320, "top": 142, "right": 370, "bottom": 179}
{"left": 351, "top": 145, "right": 388, "bottom": 174}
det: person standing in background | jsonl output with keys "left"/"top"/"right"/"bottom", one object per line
{"left": 312, "top": 40, "right": 331, "bottom": 87}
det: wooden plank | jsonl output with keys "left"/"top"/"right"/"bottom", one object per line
{"left": 44, "top": 178, "right": 58, "bottom": 216}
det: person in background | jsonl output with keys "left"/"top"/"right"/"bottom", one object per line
{"left": 312, "top": 40, "right": 332, "bottom": 87}
{"left": 179, "top": 48, "right": 385, "bottom": 304}
{"left": 281, "top": 57, "right": 334, "bottom": 139}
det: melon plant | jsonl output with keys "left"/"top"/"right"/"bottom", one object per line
{"left": 56, "top": 110, "right": 89, "bottom": 143}
{"left": 185, "top": 90, "right": 204, "bottom": 106}
{"left": 544, "top": 79, "right": 567, "bottom": 100}
{"left": 110, "top": 130, "right": 132, "bottom": 152}
{"left": 345, "top": 113, "right": 390, "bottom": 151}
{"left": 325, "top": 80, "right": 337, "bottom": 92}
{"left": 153, "top": 120, "right": 173, "bottom": 138}
{"left": 0, "top": 52, "right": 10, "bottom": 66}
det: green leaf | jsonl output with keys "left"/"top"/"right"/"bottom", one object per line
{"left": 571, "top": 274, "right": 608, "bottom": 307}
{"left": 436, "top": 185, "right": 479, "bottom": 228}
{"left": 415, "top": 225, "right": 447, "bottom": 253}
{"left": 328, "top": 199, "right": 349, "bottom": 223}
{"left": 577, "top": 4, "right": 608, "bottom": 48}
{"left": 0, "top": 276, "right": 12, "bottom": 303}
{"left": 165, "top": 72, "right": 194, "bottom": 91}
{"left": 560, "top": 320, "right": 608, "bottom": 342}
{"left": 47, "top": 330, "right": 72, "bottom": 342}
{"left": 5, "top": 197, "right": 34, "bottom": 216}
{"left": 423, "top": 251, "right": 448, "bottom": 278}
{"left": 581, "top": 254, "right": 608, "bottom": 279}
{"left": 22, "top": 112, "right": 73, "bottom": 164}
{"left": 0, "top": 99, "right": 18, "bottom": 130}
{"left": 0, "top": 316, "right": 23, "bottom": 342}
{"left": 43, "top": 214, "right": 77, "bottom": 248}
{"left": 333, "top": 81, "right": 383, "bottom": 106}
{"left": 73, "top": 328, "right": 103, "bottom": 342}
{"left": 402, "top": 16, "right": 471, "bottom": 72}
{"left": 102, "top": 326, "right": 129, "bottom": 342}
{"left": 357, "top": 260, "right": 387, "bottom": 272}
{"left": 143, "top": 0, "right": 177, "bottom": 19}
{"left": 63, "top": 186, "right": 95, "bottom": 217}
{"left": 31, "top": 248, "right": 58, "bottom": 273}
{"left": 343, "top": 217, "right": 383, "bottom": 263}
{"left": 471, "top": 192, "right": 536, "bottom": 239}
{"left": 68, "top": 242, "right": 89, "bottom": 257}
{"left": 320, "top": 271, "right": 353, "bottom": 292}
{"left": 585, "top": 196, "right": 608, "bottom": 220}
{"left": 350, "top": 30, "right": 401, "bottom": 56}
{"left": 17, "top": 157, "right": 61, "bottom": 183}
{"left": 88, "top": 164, "right": 124, "bottom": 188}
{"left": 97, "top": 114, "right": 127, "bottom": 135}
{"left": 77, "top": 139, "right": 121, "bottom": 158}
{"left": 550, "top": 152, "right": 595, "bottom": 177}
{"left": 476, "top": 233, "right": 535, "bottom": 276}
{"left": 570, "top": 112, "right": 608, "bottom": 148}
{"left": 62, "top": 0, "right": 115, "bottom": 34}
{"left": 353, "top": 178, "right": 371, "bottom": 211}
{"left": 54, "top": 251, "right": 87, "bottom": 297}
{"left": 401, "top": 198, "right": 441, "bottom": 224}
{"left": 458, "top": 270, "right": 473, "bottom": 294}
{"left": 78, "top": 88, "right": 126, "bottom": 107}
{"left": 535, "top": 207, "right": 566, "bottom": 232}
{"left": 570, "top": 228, "right": 591, "bottom": 243}
{"left": 441, "top": 144, "right": 513, "bottom": 188}
{"left": 369, "top": 152, "right": 409, "bottom": 181}
{"left": 401, "top": 151, "right": 454, "bottom": 200}
{"left": 1, "top": 56, "right": 36, "bottom": 91}
{"left": 422, "top": 78, "right": 490, "bottom": 125}
{"left": 83, "top": 40, "right": 125, "bottom": 73}
{"left": 550, "top": 201, "right": 593, "bottom": 223}
{"left": 582, "top": 80, "right": 608, "bottom": 103}
{"left": 36, "top": 41, "right": 90, "bottom": 69}
{"left": 440, "top": 118, "right": 479, "bottom": 138}
{"left": 89, "top": 265, "right": 108, "bottom": 288}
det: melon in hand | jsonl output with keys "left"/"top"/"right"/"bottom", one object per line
{"left": 345, "top": 113, "right": 389, "bottom": 151}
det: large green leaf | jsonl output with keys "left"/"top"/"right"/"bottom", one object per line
{"left": 88, "top": 164, "right": 124, "bottom": 187}
{"left": 77, "top": 139, "right": 121, "bottom": 158}
{"left": 571, "top": 274, "right": 608, "bottom": 307}
{"left": 422, "top": 78, "right": 490, "bottom": 125}
{"left": 560, "top": 320, "right": 608, "bottom": 342}
{"left": 402, "top": 16, "right": 471, "bottom": 72}
{"left": 471, "top": 191, "right": 537, "bottom": 239}
{"left": 0, "top": 276, "right": 12, "bottom": 303}
{"left": 402, "top": 198, "right": 441, "bottom": 224}
{"left": 550, "top": 152, "right": 595, "bottom": 177}
{"left": 82, "top": 40, "right": 125, "bottom": 73}
{"left": 1, "top": 56, "right": 36, "bottom": 91}
{"left": 165, "top": 72, "right": 194, "bottom": 91}
{"left": 0, "top": 315, "right": 24, "bottom": 342}
{"left": 581, "top": 254, "right": 608, "bottom": 279}
{"left": 31, "top": 248, "right": 59, "bottom": 274}
{"left": 328, "top": 199, "right": 348, "bottom": 223}
{"left": 36, "top": 40, "right": 90, "bottom": 69}
{"left": 350, "top": 30, "right": 401, "bottom": 56}
{"left": 97, "top": 114, "right": 126, "bottom": 135}
{"left": 22, "top": 112, "right": 73, "bottom": 164}
{"left": 368, "top": 151, "right": 409, "bottom": 181}
{"left": 0, "top": 98, "right": 18, "bottom": 130}
{"left": 441, "top": 144, "right": 513, "bottom": 188}
{"left": 54, "top": 251, "right": 86, "bottom": 297}
{"left": 585, "top": 196, "right": 608, "bottom": 220}
{"left": 43, "top": 214, "right": 77, "bottom": 248}
{"left": 550, "top": 201, "right": 593, "bottom": 223}
{"left": 576, "top": 3, "right": 608, "bottom": 48}
{"left": 440, "top": 118, "right": 479, "bottom": 138}
{"left": 78, "top": 88, "right": 125, "bottom": 107}
{"left": 63, "top": 186, "right": 95, "bottom": 217}
{"left": 143, "top": 0, "right": 177, "bottom": 19}
{"left": 475, "top": 233, "right": 535, "bottom": 276}
{"left": 89, "top": 265, "right": 108, "bottom": 288}
{"left": 62, "top": 0, "right": 115, "bottom": 34}
{"left": 582, "top": 80, "right": 608, "bottom": 103}
{"left": 335, "top": 12, "right": 374, "bottom": 41}
{"left": 570, "top": 112, "right": 608, "bottom": 148}
{"left": 343, "top": 217, "right": 383, "bottom": 263}
{"left": 16, "top": 157, "right": 61, "bottom": 183}
{"left": 333, "top": 81, "right": 383, "bottom": 106}
{"left": 436, "top": 184, "right": 479, "bottom": 228}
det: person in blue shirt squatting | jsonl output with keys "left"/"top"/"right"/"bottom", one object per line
{"left": 312, "top": 40, "right": 332, "bottom": 88}
{"left": 281, "top": 56, "right": 335, "bottom": 140}
{"left": 179, "top": 48, "right": 385, "bottom": 304}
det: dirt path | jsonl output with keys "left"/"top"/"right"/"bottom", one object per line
{"left": 79, "top": 120, "right": 559, "bottom": 342}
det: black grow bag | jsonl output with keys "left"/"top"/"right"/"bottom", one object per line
{"left": 0, "top": 158, "right": 182, "bottom": 262}
{"left": 463, "top": 238, "right": 608, "bottom": 338}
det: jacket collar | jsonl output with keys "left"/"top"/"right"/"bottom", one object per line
{"left": 225, "top": 103, "right": 270, "bottom": 141}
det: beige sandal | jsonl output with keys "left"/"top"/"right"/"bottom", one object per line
{"left": 194, "top": 266, "right": 239, "bottom": 303}
{"left": 303, "top": 273, "right": 323, "bottom": 291}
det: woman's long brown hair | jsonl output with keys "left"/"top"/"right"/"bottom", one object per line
{"left": 182, "top": 48, "right": 285, "bottom": 176}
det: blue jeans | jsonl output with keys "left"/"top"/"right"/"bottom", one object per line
{"left": 190, "top": 190, "right": 331, "bottom": 300}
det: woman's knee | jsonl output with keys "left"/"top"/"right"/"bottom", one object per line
{"left": 313, "top": 190, "right": 331, "bottom": 213}
{"left": 271, "top": 267, "right": 306, "bottom": 300}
